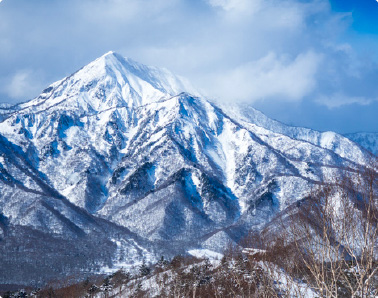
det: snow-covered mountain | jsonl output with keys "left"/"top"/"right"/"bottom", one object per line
{"left": 0, "top": 52, "right": 375, "bottom": 286}
{"left": 344, "top": 132, "right": 378, "bottom": 156}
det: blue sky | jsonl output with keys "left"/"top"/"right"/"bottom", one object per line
{"left": 0, "top": 0, "right": 377, "bottom": 133}
{"left": 330, "top": 0, "right": 378, "bottom": 34}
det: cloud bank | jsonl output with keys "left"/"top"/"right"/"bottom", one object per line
{"left": 0, "top": 0, "right": 377, "bottom": 132}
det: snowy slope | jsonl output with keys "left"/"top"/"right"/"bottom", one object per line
{"left": 223, "top": 104, "right": 371, "bottom": 164}
{"left": 0, "top": 132, "right": 152, "bottom": 286}
{"left": 0, "top": 52, "right": 375, "bottom": 285}
{"left": 16, "top": 51, "right": 198, "bottom": 114}
{"left": 344, "top": 132, "right": 378, "bottom": 156}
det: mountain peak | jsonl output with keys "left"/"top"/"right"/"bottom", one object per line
{"left": 0, "top": 52, "right": 376, "bottom": 286}
{"left": 102, "top": 50, "right": 116, "bottom": 56}
{"left": 18, "top": 52, "right": 199, "bottom": 114}
{"left": 96, "top": 50, "right": 126, "bottom": 67}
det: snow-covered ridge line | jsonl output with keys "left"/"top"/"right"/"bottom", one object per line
{"left": 0, "top": 51, "right": 376, "bottom": 286}
{"left": 221, "top": 103, "right": 374, "bottom": 163}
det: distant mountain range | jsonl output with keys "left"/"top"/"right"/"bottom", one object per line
{"left": 0, "top": 52, "right": 376, "bottom": 286}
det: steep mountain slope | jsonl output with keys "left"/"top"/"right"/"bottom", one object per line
{"left": 344, "top": 132, "right": 378, "bottom": 156}
{"left": 0, "top": 136, "right": 152, "bottom": 286}
{"left": 0, "top": 119, "right": 153, "bottom": 286}
{"left": 0, "top": 52, "right": 197, "bottom": 212}
{"left": 223, "top": 104, "right": 373, "bottom": 163}
{"left": 0, "top": 52, "right": 375, "bottom": 286}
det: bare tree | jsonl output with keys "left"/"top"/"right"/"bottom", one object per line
{"left": 284, "top": 165, "right": 378, "bottom": 297}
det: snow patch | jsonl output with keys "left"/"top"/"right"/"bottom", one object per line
{"left": 187, "top": 249, "right": 223, "bottom": 260}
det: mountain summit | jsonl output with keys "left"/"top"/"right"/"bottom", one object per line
{"left": 19, "top": 51, "right": 198, "bottom": 114}
{"left": 0, "top": 52, "right": 375, "bottom": 286}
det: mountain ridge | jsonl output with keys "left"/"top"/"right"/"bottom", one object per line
{"left": 344, "top": 131, "right": 378, "bottom": 156}
{"left": 0, "top": 52, "right": 376, "bottom": 286}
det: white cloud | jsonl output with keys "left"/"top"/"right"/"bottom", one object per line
{"left": 203, "top": 51, "right": 322, "bottom": 102}
{"left": 6, "top": 70, "right": 45, "bottom": 100}
{"left": 316, "top": 93, "right": 373, "bottom": 109}
{"left": 207, "top": 0, "right": 262, "bottom": 14}
{"left": 77, "top": 0, "right": 178, "bottom": 25}
{"left": 0, "top": 0, "right": 377, "bottom": 127}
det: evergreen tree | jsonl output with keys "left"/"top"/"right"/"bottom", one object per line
{"left": 139, "top": 259, "right": 151, "bottom": 276}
